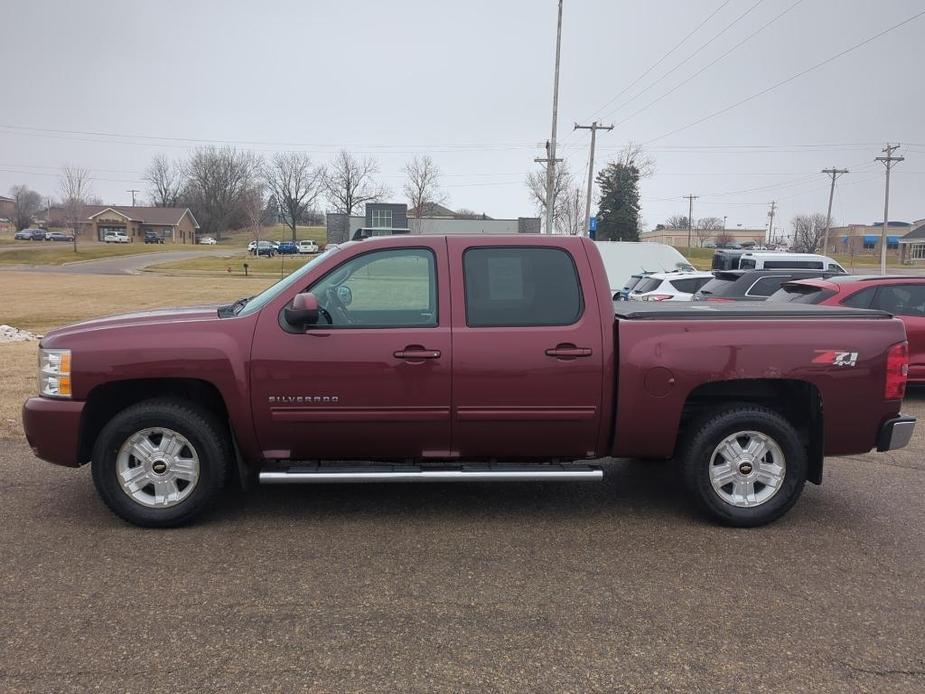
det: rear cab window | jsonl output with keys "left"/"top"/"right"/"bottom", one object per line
{"left": 463, "top": 247, "right": 583, "bottom": 327}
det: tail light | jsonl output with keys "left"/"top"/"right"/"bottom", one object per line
{"left": 885, "top": 341, "right": 909, "bottom": 400}
{"left": 641, "top": 294, "right": 673, "bottom": 302}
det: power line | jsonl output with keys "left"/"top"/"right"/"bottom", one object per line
{"left": 602, "top": 0, "right": 767, "bottom": 120}
{"left": 582, "top": 0, "right": 734, "bottom": 122}
{"left": 609, "top": 0, "right": 806, "bottom": 128}
{"left": 645, "top": 8, "right": 925, "bottom": 144}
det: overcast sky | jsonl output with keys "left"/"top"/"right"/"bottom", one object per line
{"left": 1, "top": 0, "right": 923, "bottom": 233}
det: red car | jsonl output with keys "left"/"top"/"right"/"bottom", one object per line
{"left": 769, "top": 275, "right": 925, "bottom": 382}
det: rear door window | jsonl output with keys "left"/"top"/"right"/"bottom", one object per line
{"left": 763, "top": 260, "right": 823, "bottom": 269}
{"left": 871, "top": 284, "right": 925, "bottom": 317}
{"left": 669, "top": 277, "right": 710, "bottom": 294}
{"left": 463, "top": 247, "right": 583, "bottom": 327}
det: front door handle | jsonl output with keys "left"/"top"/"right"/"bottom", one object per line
{"left": 545, "top": 344, "right": 593, "bottom": 359}
{"left": 394, "top": 346, "right": 442, "bottom": 360}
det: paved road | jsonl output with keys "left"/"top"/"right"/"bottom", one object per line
{"left": 0, "top": 249, "right": 233, "bottom": 275}
{"left": 2, "top": 398, "right": 923, "bottom": 692}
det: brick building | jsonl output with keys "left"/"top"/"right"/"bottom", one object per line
{"left": 326, "top": 203, "right": 540, "bottom": 244}
{"left": 49, "top": 205, "right": 200, "bottom": 243}
{"left": 823, "top": 221, "right": 909, "bottom": 258}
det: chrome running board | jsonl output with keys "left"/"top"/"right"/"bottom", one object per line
{"left": 259, "top": 463, "right": 603, "bottom": 484}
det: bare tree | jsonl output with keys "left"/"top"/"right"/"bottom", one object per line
{"left": 59, "top": 167, "right": 92, "bottom": 252}
{"left": 665, "top": 214, "right": 689, "bottom": 229}
{"left": 264, "top": 152, "right": 324, "bottom": 241}
{"left": 144, "top": 155, "right": 185, "bottom": 207}
{"left": 240, "top": 185, "right": 266, "bottom": 254}
{"left": 453, "top": 208, "right": 487, "bottom": 220}
{"left": 184, "top": 147, "right": 262, "bottom": 240}
{"left": 10, "top": 185, "right": 42, "bottom": 230}
{"left": 614, "top": 141, "right": 656, "bottom": 179}
{"left": 403, "top": 155, "right": 446, "bottom": 233}
{"left": 556, "top": 185, "right": 584, "bottom": 235}
{"left": 526, "top": 162, "right": 573, "bottom": 233}
{"left": 791, "top": 213, "right": 829, "bottom": 253}
{"left": 715, "top": 231, "right": 734, "bottom": 247}
{"left": 322, "top": 150, "right": 388, "bottom": 216}
{"left": 695, "top": 216, "right": 724, "bottom": 247}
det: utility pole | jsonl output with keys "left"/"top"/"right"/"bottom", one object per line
{"left": 537, "top": 0, "right": 564, "bottom": 234}
{"left": 875, "top": 143, "right": 904, "bottom": 274}
{"left": 821, "top": 167, "right": 849, "bottom": 256}
{"left": 126, "top": 189, "right": 140, "bottom": 206}
{"left": 573, "top": 121, "right": 613, "bottom": 235}
{"left": 766, "top": 201, "right": 776, "bottom": 245}
{"left": 684, "top": 194, "right": 698, "bottom": 250}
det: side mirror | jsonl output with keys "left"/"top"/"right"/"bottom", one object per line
{"left": 285, "top": 292, "right": 320, "bottom": 328}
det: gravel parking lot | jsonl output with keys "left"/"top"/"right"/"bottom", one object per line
{"left": 1, "top": 394, "right": 923, "bottom": 692}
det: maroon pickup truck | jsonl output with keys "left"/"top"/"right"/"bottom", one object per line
{"left": 22, "top": 235, "right": 915, "bottom": 527}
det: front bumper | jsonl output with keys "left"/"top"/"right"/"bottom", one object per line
{"left": 877, "top": 415, "right": 916, "bottom": 452}
{"left": 22, "top": 397, "right": 85, "bottom": 467}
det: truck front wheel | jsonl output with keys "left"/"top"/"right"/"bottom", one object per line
{"left": 681, "top": 406, "right": 807, "bottom": 527}
{"left": 91, "top": 398, "right": 230, "bottom": 527}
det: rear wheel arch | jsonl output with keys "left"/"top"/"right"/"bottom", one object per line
{"left": 678, "top": 379, "right": 824, "bottom": 485}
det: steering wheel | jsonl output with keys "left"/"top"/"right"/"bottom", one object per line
{"left": 323, "top": 286, "right": 352, "bottom": 325}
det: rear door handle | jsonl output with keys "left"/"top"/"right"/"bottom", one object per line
{"left": 545, "top": 344, "right": 593, "bottom": 359}
{"left": 394, "top": 347, "right": 442, "bottom": 360}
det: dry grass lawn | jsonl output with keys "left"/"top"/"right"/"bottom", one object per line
{"left": 0, "top": 241, "right": 201, "bottom": 266}
{"left": 0, "top": 271, "right": 275, "bottom": 440}
{"left": 146, "top": 251, "right": 314, "bottom": 275}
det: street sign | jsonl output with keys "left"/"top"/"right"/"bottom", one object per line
{"left": 589, "top": 216, "right": 598, "bottom": 231}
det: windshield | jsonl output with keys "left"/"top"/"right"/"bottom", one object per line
{"left": 236, "top": 247, "right": 339, "bottom": 316}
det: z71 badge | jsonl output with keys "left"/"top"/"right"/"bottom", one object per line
{"left": 812, "top": 350, "right": 859, "bottom": 367}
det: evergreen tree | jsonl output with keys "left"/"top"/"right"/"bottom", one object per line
{"left": 595, "top": 162, "right": 640, "bottom": 241}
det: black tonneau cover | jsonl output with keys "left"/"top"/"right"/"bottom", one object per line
{"left": 614, "top": 302, "right": 891, "bottom": 321}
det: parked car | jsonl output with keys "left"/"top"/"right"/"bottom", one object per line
{"left": 618, "top": 272, "right": 655, "bottom": 301}
{"left": 28, "top": 229, "right": 47, "bottom": 241}
{"left": 22, "top": 235, "right": 914, "bottom": 528}
{"left": 298, "top": 240, "right": 319, "bottom": 254}
{"left": 693, "top": 269, "right": 838, "bottom": 303}
{"left": 14, "top": 229, "right": 37, "bottom": 240}
{"left": 737, "top": 252, "right": 845, "bottom": 273}
{"left": 252, "top": 240, "right": 276, "bottom": 257}
{"left": 44, "top": 231, "right": 74, "bottom": 242}
{"left": 198, "top": 236, "right": 217, "bottom": 245}
{"left": 595, "top": 241, "right": 694, "bottom": 301}
{"left": 276, "top": 241, "right": 298, "bottom": 255}
{"left": 628, "top": 271, "right": 715, "bottom": 302}
{"left": 768, "top": 275, "right": 925, "bottom": 383}
{"left": 702, "top": 241, "right": 717, "bottom": 249}
{"left": 104, "top": 231, "right": 130, "bottom": 243}
{"left": 144, "top": 231, "right": 165, "bottom": 244}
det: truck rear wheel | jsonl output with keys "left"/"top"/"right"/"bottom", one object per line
{"left": 91, "top": 398, "right": 229, "bottom": 527}
{"left": 681, "top": 406, "right": 807, "bottom": 527}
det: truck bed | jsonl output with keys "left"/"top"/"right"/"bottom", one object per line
{"left": 614, "top": 302, "right": 892, "bottom": 321}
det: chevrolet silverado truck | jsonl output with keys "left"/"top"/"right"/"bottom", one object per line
{"left": 22, "top": 235, "right": 915, "bottom": 528}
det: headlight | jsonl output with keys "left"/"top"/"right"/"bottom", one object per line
{"left": 38, "top": 348, "right": 71, "bottom": 398}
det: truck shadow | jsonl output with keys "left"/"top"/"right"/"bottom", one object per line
{"left": 208, "top": 459, "right": 698, "bottom": 525}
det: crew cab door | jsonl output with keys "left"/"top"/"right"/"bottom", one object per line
{"left": 250, "top": 239, "right": 452, "bottom": 460}
{"left": 447, "top": 239, "right": 604, "bottom": 459}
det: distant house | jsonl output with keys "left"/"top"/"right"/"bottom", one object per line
{"left": 898, "top": 219, "right": 925, "bottom": 263}
{"left": 0, "top": 195, "right": 14, "bottom": 232}
{"left": 49, "top": 205, "right": 200, "bottom": 243}
{"left": 326, "top": 202, "right": 539, "bottom": 244}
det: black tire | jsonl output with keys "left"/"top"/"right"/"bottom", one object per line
{"left": 681, "top": 405, "right": 807, "bottom": 527}
{"left": 91, "top": 398, "right": 230, "bottom": 527}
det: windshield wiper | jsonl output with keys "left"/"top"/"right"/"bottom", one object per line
{"left": 218, "top": 296, "right": 253, "bottom": 318}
